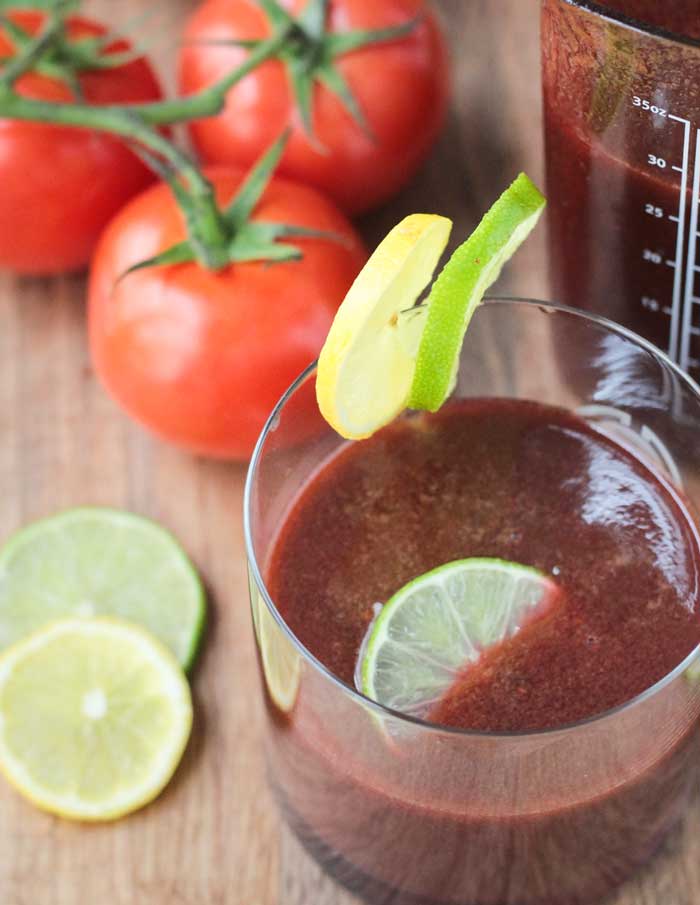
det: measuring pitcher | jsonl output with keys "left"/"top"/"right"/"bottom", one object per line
{"left": 542, "top": 0, "right": 700, "bottom": 381}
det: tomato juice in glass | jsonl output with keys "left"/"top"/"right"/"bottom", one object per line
{"left": 245, "top": 300, "right": 700, "bottom": 905}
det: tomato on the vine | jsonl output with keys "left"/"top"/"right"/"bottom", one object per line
{"left": 88, "top": 168, "right": 367, "bottom": 460}
{"left": 178, "top": 0, "right": 448, "bottom": 215}
{"left": 0, "top": 12, "right": 163, "bottom": 275}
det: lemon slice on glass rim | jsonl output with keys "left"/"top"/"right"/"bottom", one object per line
{"left": 316, "top": 174, "right": 546, "bottom": 439}
{"left": 317, "top": 213, "right": 452, "bottom": 440}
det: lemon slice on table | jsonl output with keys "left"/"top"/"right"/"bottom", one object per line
{"left": 360, "top": 559, "right": 558, "bottom": 719}
{"left": 317, "top": 214, "right": 453, "bottom": 440}
{"left": 0, "top": 508, "right": 205, "bottom": 670}
{"left": 0, "top": 618, "right": 192, "bottom": 821}
{"left": 315, "top": 175, "right": 545, "bottom": 439}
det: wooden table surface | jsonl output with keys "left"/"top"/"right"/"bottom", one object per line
{"left": 1, "top": 1, "right": 699, "bottom": 904}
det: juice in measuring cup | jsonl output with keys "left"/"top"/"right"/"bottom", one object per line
{"left": 595, "top": 1, "right": 700, "bottom": 39}
{"left": 542, "top": 0, "right": 700, "bottom": 378}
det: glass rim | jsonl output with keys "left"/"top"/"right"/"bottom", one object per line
{"left": 554, "top": 0, "right": 700, "bottom": 49}
{"left": 244, "top": 297, "right": 700, "bottom": 740}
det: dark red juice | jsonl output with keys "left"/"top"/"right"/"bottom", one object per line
{"left": 264, "top": 399, "right": 700, "bottom": 905}
{"left": 596, "top": 1, "right": 700, "bottom": 40}
{"left": 542, "top": 0, "right": 700, "bottom": 378}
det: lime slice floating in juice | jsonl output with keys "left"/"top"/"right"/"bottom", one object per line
{"left": 0, "top": 508, "right": 205, "bottom": 670}
{"left": 0, "top": 618, "right": 192, "bottom": 821}
{"left": 316, "top": 213, "right": 453, "bottom": 440}
{"left": 409, "top": 174, "right": 546, "bottom": 412}
{"left": 360, "top": 559, "right": 557, "bottom": 718}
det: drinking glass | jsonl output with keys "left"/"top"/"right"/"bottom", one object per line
{"left": 245, "top": 299, "right": 700, "bottom": 905}
{"left": 542, "top": 0, "right": 700, "bottom": 382}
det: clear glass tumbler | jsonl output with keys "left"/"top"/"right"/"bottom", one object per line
{"left": 542, "top": 0, "right": 700, "bottom": 382}
{"left": 245, "top": 300, "right": 700, "bottom": 905}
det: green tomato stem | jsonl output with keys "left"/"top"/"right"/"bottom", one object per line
{"left": 0, "top": 2, "right": 415, "bottom": 270}
{"left": 0, "top": 26, "right": 292, "bottom": 127}
{"left": 0, "top": 24, "right": 293, "bottom": 268}
{"left": 0, "top": 4, "right": 65, "bottom": 86}
{"left": 0, "top": 1, "right": 413, "bottom": 271}
{"left": 0, "top": 88, "right": 230, "bottom": 267}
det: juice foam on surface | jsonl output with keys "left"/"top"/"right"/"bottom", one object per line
{"left": 268, "top": 398, "right": 700, "bottom": 731}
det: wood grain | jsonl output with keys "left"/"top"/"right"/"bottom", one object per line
{"left": 0, "top": 2, "right": 697, "bottom": 904}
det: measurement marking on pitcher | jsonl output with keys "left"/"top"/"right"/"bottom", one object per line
{"left": 668, "top": 115, "right": 691, "bottom": 362}
{"left": 633, "top": 105, "right": 697, "bottom": 371}
{"left": 680, "top": 128, "right": 700, "bottom": 372}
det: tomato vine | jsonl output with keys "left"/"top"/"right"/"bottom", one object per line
{"left": 0, "top": 0, "right": 417, "bottom": 270}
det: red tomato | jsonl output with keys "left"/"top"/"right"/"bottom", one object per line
{"left": 88, "top": 168, "right": 368, "bottom": 460}
{"left": 178, "top": 0, "right": 448, "bottom": 215}
{"left": 0, "top": 13, "right": 163, "bottom": 275}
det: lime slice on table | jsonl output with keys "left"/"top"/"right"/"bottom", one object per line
{"left": 360, "top": 559, "right": 558, "bottom": 719}
{"left": 0, "top": 508, "right": 205, "bottom": 670}
{"left": 316, "top": 214, "right": 453, "bottom": 440}
{"left": 408, "top": 174, "right": 546, "bottom": 412}
{"left": 0, "top": 618, "right": 192, "bottom": 821}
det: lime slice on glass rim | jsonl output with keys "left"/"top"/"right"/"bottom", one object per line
{"left": 0, "top": 508, "right": 205, "bottom": 670}
{"left": 409, "top": 173, "right": 546, "bottom": 411}
{"left": 359, "top": 559, "right": 558, "bottom": 719}
{"left": 315, "top": 174, "right": 544, "bottom": 439}
{"left": 0, "top": 618, "right": 192, "bottom": 821}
